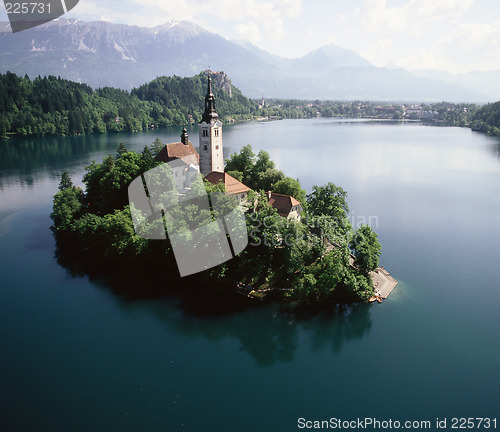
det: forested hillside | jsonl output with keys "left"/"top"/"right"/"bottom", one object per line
{"left": 0, "top": 71, "right": 257, "bottom": 138}
{"left": 470, "top": 101, "right": 500, "bottom": 136}
{"left": 132, "top": 73, "right": 255, "bottom": 121}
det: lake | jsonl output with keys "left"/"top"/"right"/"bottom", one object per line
{"left": 0, "top": 119, "right": 499, "bottom": 431}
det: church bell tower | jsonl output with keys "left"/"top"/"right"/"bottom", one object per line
{"left": 199, "top": 73, "right": 224, "bottom": 176}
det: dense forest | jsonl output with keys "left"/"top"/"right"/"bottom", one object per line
{"left": 2, "top": 70, "right": 500, "bottom": 139}
{"left": 0, "top": 71, "right": 257, "bottom": 139}
{"left": 470, "top": 101, "right": 500, "bottom": 135}
{"left": 52, "top": 142, "right": 381, "bottom": 304}
{"left": 131, "top": 73, "right": 255, "bottom": 122}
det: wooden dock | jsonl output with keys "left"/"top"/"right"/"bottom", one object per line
{"left": 370, "top": 267, "right": 398, "bottom": 299}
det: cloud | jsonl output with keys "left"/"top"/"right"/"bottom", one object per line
{"left": 436, "top": 21, "right": 500, "bottom": 70}
{"left": 359, "top": 37, "right": 393, "bottom": 67}
{"left": 77, "top": 0, "right": 303, "bottom": 45}
{"left": 197, "top": 0, "right": 301, "bottom": 41}
{"left": 355, "top": 0, "right": 475, "bottom": 34}
{"left": 236, "top": 22, "right": 262, "bottom": 45}
{"left": 394, "top": 20, "right": 500, "bottom": 73}
{"left": 396, "top": 49, "right": 452, "bottom": 72}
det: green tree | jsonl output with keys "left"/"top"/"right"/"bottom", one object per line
{"left": 151, "top": 137, "right": 164, "bottom": 155}
{"left": 58, "top": 171, "right": 73, "bottom": 191}
{"left": 253, "top": 168, "right": 284, "bottom": 191}
{"left": 272, "top": 177, "right": 307, "bottom": 209}
{"left": 307, "top": 183, "right": 349, "bottom": 232}
{"left": 117, "top": 142, "right": 128, "bottom": 157}
{"left": 226, "top": 170, "right": 243, "bottom": 182}
{"left": 225, "top": 144, "right": 255, "bottom": 183}
{"left": 51, "top": 186, "right": 85, "bottom": 231}
{"left": 349, "top": 225, "right": 381, "bottom": 273}
{"left": 249, "top": 150, "right": 274, "bottom": 184}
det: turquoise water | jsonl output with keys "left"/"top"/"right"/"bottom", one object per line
{"left": 0, "top": 119, "right": 499, "bottom": 431}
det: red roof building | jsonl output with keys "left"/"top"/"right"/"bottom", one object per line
{"left": 204, "top": 172, "right": 251, "bottom": 200}
{"left": 267, "top": 192, "right": 303, "bottom": 220}
{"left": 154, "top": 128, "right": 199, "bottom": 166}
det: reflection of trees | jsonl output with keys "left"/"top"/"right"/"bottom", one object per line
{"left": 56, "top": 240, "right": 373, "bottom": 367}
{"left": 136, "top": 296, "right": 373, "bottom": 367}
{"left": 0, "top": 134, "right": 114, "bottom": 189}
{"left": 0, "top": 135, "right": 108, "bottom": 171}
{"left": 493, "top": 141, "right": 500, "bottom": 159}
{"left": 303, "top": 305, "right": 373, "bottom": 355}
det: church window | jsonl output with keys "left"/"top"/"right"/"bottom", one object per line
{"left": 215, "top": 145, "right": 219, "bottom": 149}
{"left": 204, "top": 145, "right": 208, "bottom": 150}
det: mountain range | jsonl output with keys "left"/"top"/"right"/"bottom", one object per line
{"left": 1, "top": 18, "right": 499, "bottom": 102}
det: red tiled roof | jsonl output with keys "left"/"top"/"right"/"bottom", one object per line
{"left": 268, "top": 192, "right": 301, "bottom": 217}
{"left": 154, "top": 141, "right": 199, "bottom": 165}
{"left": 204, "top": 172, "right": 251, "bottom": 195}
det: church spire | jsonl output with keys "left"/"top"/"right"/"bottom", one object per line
{"left": 201, "top": 73, "right": 218, "bottom": 123}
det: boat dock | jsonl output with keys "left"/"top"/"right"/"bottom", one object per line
{"left": 370, "top": 267, "right": 398, "bottom": 299}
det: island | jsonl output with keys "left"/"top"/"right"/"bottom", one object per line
{"left": 51, "top": 75, "right": 397, "bottom": 306}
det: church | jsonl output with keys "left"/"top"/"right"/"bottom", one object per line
{"left": 154, "top": 74, "right": 303, "bottom": 220}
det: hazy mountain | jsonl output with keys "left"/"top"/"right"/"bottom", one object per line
{"left": 385, "top": 62, "right": 404, "bottom": 71}
{"left": 0, "top": 19, "right": 491, "bottom": 101}
{"left": 413, "top": 69, "right": 500, "bottom": 102}
{"left": 288, "top": 44, "right": 373, "bottom": 75}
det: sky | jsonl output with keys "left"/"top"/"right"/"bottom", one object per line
{"left": 2, "top": 0, "right": 500, "bottom": 73}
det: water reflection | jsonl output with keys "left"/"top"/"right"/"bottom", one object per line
{"left": 138, "top": 296, "right": 372, "bottom": 367}
{"left": 0, "top": 128, "right": 190, "bottom": 187}
{"left": 57, "top": 245, "right": 373, "bottom": 367}
{"left": 0, "top": 135, "right": 109, "bottom": 171}
{"left": 492, "top": 140, "right": 500, "bottom": 158}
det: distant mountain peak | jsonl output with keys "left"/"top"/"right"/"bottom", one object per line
{"left": 384, "top": 62, "right": 404, "bottom": 71}
{"left": 0, "top": 18, "right": 492, "bottom": 101}
{"left": 299, "top": 43, "right": 373, "bottom": 68}
{"left": 154, "top": 20, "right": 206, "bottom": 36}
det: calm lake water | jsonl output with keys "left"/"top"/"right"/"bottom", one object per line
{"left": 0, "top": 119, "right": 499, "bottom": 431}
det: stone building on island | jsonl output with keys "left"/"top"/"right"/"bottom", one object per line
{"left": 155, "top": 73, "right": 303, "bottom": 220}
{"left": 154, "top": 127, "right": 200, "bottom": 192}
{"left": 199, "top": 75, "right": 224, "bottom": 176}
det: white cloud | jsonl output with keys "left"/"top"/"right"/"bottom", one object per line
{"left": 436, "top": 21, "right": 500, "bottom": 70}
{"left": 360, "top": 37, "right": 393, "bottom": 67}
{"left": 397, "top": 49, "right": 452, "bottom": 72}
{"left": 236, "top": 22, "right": 262, "bottom": 45}
{"left": 65, "top": 0, "right": 302, "bottom": 45}
{"left": 5, "top": 0, "right": 500, "bottom": 73}
{"left": 199, "top": 0, "right": 301, "bottom": 41}
{"left": 355, "top": 0, "right": 475, "bottom": 35}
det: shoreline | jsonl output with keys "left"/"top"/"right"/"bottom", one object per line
{"left": 234, "top": 266, "right": 398, "bottom": 303}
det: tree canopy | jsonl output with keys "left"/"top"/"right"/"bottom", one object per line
{"left": 52, "top": 142, "right": 382, "bottom": 305}
{"left": 0, "top": 71, "right": 257, "bottom": 138}
{"left": 349, "top": 225, "right": 382, "bottom": 273}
